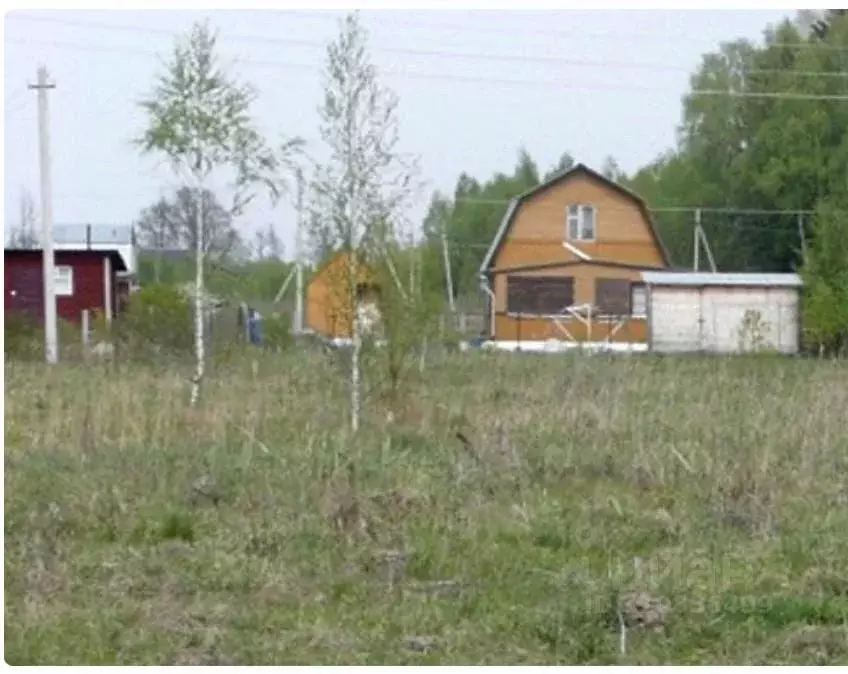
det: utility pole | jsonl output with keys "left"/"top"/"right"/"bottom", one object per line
{"left": 797, "top": 212, "right": 808, "bottom": 262}
{"left": 439, "top": 212, "right": 456, "bottom": 316}
{"left": 30, "top": 66, "right": 58, "bottom": 364}
{"left": 693, "top": 208, "right": 701, "bottom": 272}
{"left": 692, "top": 209, "right": 717, "bottom": 272}
{"left": 292, "top": 168, "right": 305, "bottom": 335}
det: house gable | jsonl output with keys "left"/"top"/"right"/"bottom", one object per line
{"left": 480, "top": 163, "right": 670, "bottom": 275}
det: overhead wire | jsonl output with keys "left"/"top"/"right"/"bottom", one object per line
{"left": 6, "top": 35, "right": 848, "bottom": 102}
{"left": 7, "top": 12, "right": 848, "bottom": 78}
{"left": 4, "top": 13, "right": 836, "bottom": 241}
{"left": 176, "top": 8, "right": 848, "bottom": 54}
{"left": 5, "top": 16, "right": 848, "bottom": 101}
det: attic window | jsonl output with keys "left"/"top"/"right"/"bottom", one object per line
{"left": 566, "top": 205, "right": 596, "bottom": 242}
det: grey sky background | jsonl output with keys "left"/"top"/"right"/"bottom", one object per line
{"left": 4, "top": 9, "right": 791, "bottom": 259}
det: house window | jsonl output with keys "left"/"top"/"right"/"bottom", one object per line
{"left": 507, "top": 276, "right": 574, "bottom": 316}
{"left": 54, "top": 266, "right": 74, "bottom": 297}
{"left": 595, "top": 278, "right": 631, "bottom": 315}
{"left": 631, "top": 283, "right": 647, "bottom": 318}
{"left": 566, "top": 204, "right": 596, "bottom": 242}
{"left": 594, "top": 278, "right": 647, "bottom": 317}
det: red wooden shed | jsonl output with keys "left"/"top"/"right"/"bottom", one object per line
{"left": 4, "top": 248, "right": 127, "bottom": 324}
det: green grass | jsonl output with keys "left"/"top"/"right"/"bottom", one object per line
{"left": 5, "top": 349, "right": 848, "bottom": 664}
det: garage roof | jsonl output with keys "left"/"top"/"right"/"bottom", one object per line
{"left": 640, "top": 272, "right": 803, "bottom": 288}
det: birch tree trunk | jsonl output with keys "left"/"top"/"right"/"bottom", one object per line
{"left": 349, "top": 252, "right": 361, "bottom": 433}
{"left": 190, "top": 181, "right": 205, "bottom": 407}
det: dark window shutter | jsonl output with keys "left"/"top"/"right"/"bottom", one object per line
{"left": 595, "top": 278, "right": 631, "bottom": 315}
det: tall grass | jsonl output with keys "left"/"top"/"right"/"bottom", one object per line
{"left": 5, "top": 350, "right": 848, "bottom": 664}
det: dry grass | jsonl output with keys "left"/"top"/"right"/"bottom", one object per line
{"left": 5, "top": 349, "right": 848, "bottom": 664}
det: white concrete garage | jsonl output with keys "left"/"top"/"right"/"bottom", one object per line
{"left": 640, "top": 272, "right": 803, "bottom": 355}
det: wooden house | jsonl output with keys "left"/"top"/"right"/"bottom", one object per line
{"left": 478, "top": 163, "right": 671, "bottom": 347}
{"left": 305, "top": 252, "right": 380, "bottom": 340}
{"left": 5, "top": 248, "right": 127, "bottom": 324}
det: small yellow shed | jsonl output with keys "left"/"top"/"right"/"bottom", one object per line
{"left": 305, "top": 252, "right": 379, "bottom": 339}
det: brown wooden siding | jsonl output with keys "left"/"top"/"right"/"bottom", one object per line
{"left": 506, "top": 276, "right": 574, "bottom": 315}
{"left": 494, "top": 313, "right": 649, "bottom": 343}
{"left": 492, "top": 171, "right": 666, "bottom": 271}
{"left": 305, "top": 253, "right": 374, "bottom": 339}
{"left": 493, "top": 261, "right": 648, "bottom": 314}
{"left": 595, "top": 277, "right": 632, "bottom": 315}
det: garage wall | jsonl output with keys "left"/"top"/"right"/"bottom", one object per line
{"left": 648, "top": 285, "right": 800, "bottom": 354}
{"left": 648, "top": 287, "right": 703, "bottom": 353}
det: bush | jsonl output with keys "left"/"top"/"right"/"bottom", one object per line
{"left": 800, "top": 198, "right": 848, "bottom": 357}
{"left": 115, "top": 283, "right": 193, "bottom": 359}
{"left": 258, "top": 312, "right": 292, "bottom": 352}
{"left": 4, "top": 313, "right": 42, "bottom": 360}
{"left": 4, "top": 313, "right": 87, "bottom": 362}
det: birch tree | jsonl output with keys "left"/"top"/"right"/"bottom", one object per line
{"left": 136, "top": 20, "right": 299, "bottom": 405}
{"left": 309, "top": 12, "right": 421, "bottom": 432}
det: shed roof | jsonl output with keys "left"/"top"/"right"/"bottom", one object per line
{"left": 640, "top": 271, "right": 803, "bottom": 288}
{"left": 4, "top": 247, "right": 128, "bottom": 272}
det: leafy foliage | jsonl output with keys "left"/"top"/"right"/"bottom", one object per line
{"left": 365, "top": 247, "right": 443, "bottom": 400}
{"left": 116, "top": 283, "right": 193, "bottom": 358}
{"left": 4, "top": 312, "right": 42, "bottom": 360}
{"left": 308, "top": 11, "right": 422, "bottom": 431}
{"left": 418, "top": 149, "right": 547, "bottom": 304}
{"left": 136, "top": 21, "right": 285, "bottom": 213}
{"left": 137, "top": 19, "right": 298, "bottom": 404}
{"left": 800, "top": 199, "right": 848, "bottom": 354}
{"left": 259, "top": 311, "right": 293, "bottom": 352}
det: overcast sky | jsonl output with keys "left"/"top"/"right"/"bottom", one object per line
{"left": 4, "top": 9, "right": 791, "bottom": 258}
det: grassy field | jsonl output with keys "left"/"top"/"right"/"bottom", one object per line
{"left": 5, "top": 348, "right": 848, "bottom": 665}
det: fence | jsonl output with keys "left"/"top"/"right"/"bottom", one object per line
{"left": 439, "top": 312, "right": 485, "bottom": 337}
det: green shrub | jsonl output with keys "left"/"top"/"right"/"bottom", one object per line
{"left": 259, "top": 312, "right": 292, "bottom": 352}
{"left": 4, "top": 313, "right": 42, "bottom": 360}
{"left": 115, "top": 283, "right": 193, "bottom": 358}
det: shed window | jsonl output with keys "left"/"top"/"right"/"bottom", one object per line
{"left": 566, "top": 204, "right": 596, "bottom": 242}
{"left": 55, "top": 265, "right": 74, "bottom": 297}
{"left": 507, "top": 276, "right": 574, "bottom": 316}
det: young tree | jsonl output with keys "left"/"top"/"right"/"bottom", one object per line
{"left": 137, "top": 20, "right": 297, "bottom": 405}
{"left": 8, "top": 188, "right": 38, "bottom": 248}
{"left": 308, "top": 11, "right": 421, "bottom": 432}
{"left": 801, "top": 198, "right": 848, "bottom": 356}
{"left": 135, "top": 187, "right": 242, "bottom": 258}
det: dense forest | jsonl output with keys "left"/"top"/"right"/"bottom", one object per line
{"left": 413, "top": 10, "right": 848, "bottom": 350}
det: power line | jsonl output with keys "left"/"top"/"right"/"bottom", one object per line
{"left": 39, "top": 181, "right": 819, "bottom": 218}
{"left": 7, "top": 36, "right": 848, "bottom": 102}
{"left": 256, "top": 8, "right": 848, "bottom": 54}
{"left": 8, "top": 13, "right": 848, "bottom": 79}
{"left": 449, "top": 197, "right": 815, "bottom": 215}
